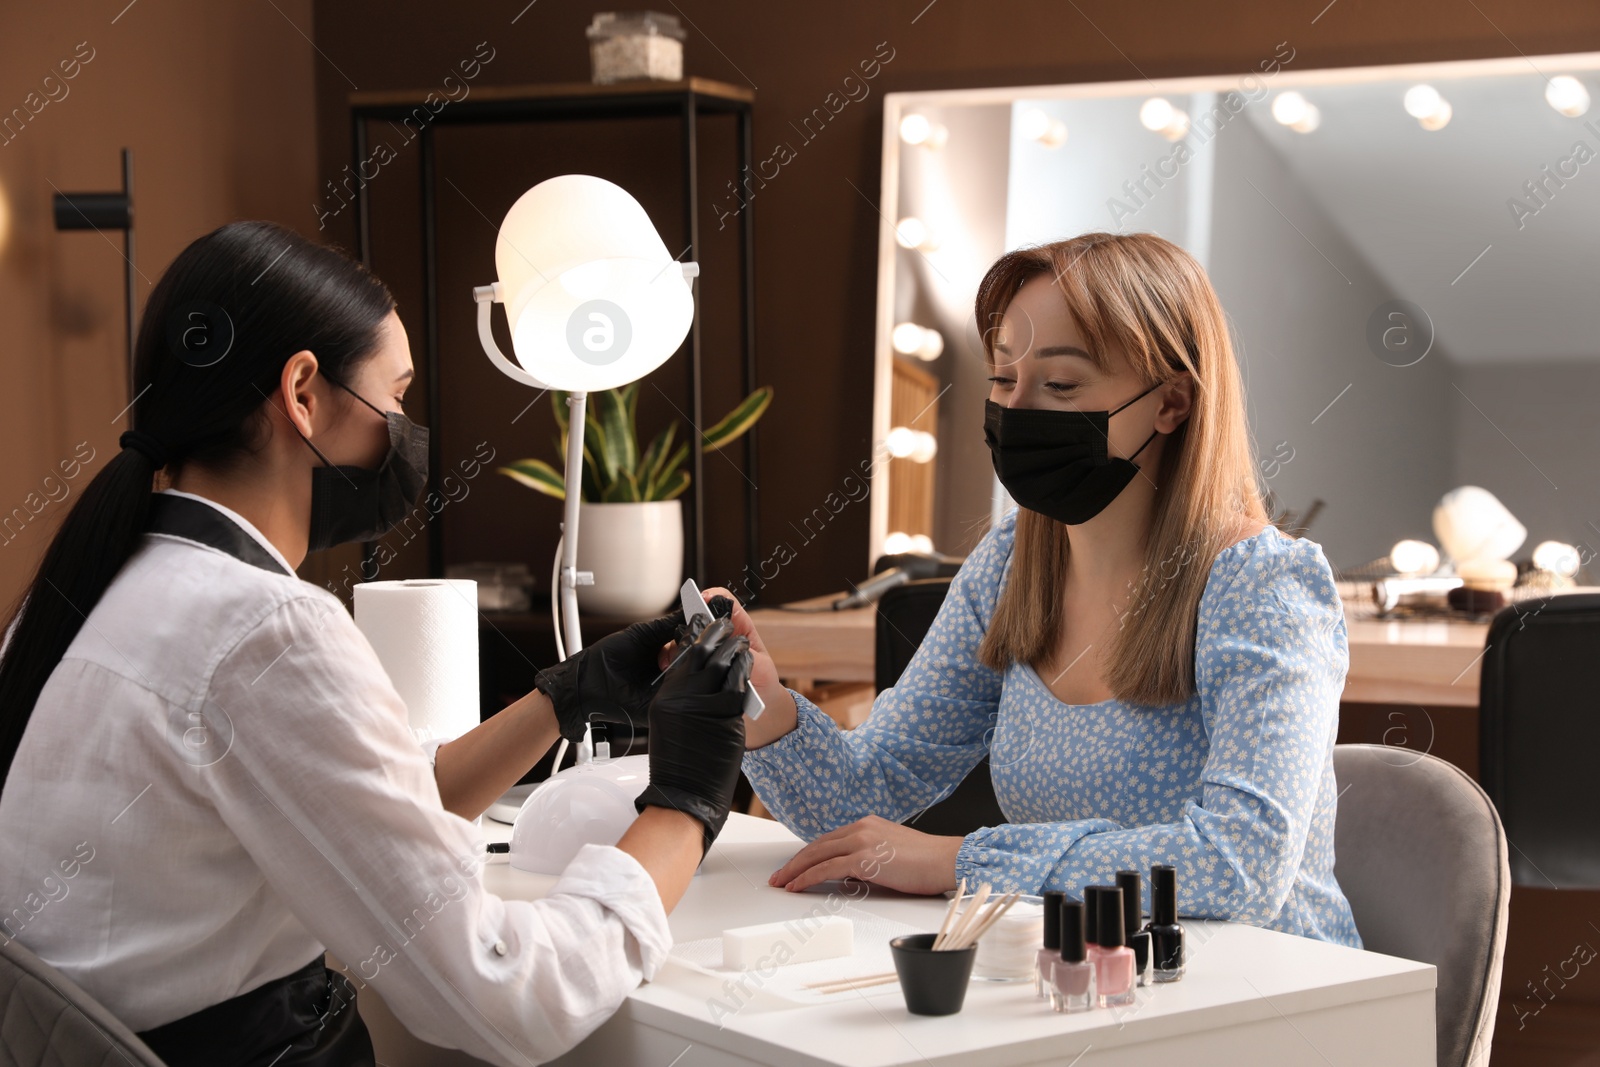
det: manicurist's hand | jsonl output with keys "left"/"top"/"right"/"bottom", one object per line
{"left": 697, "top": 587, "right": 800, "bottom": 749}
{"left": 532, "top": 610, "right": 684, "bottom": 743}
{"left": 634, "top": 617, "right": 751, "bottom": 855}
{"left": 768, "top": 815, "right": 963, "bottom": 896}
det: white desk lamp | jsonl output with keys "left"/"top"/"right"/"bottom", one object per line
{"left": 473, "top": 174, "right": 698, "bottom": 660}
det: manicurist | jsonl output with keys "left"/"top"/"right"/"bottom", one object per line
{"left": 0, "top": 221, "right": 751, "bottom": 1067}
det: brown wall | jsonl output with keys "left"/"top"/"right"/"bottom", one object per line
{"left": 310, "top": 0, "right": 1600, "bottom": 609}
{"left": 0, "top": 0, "right": 327, "bottom": 607}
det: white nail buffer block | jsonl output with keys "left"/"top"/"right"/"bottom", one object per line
{"left": 721, "top": 916, "right": 854, "bottom": 970}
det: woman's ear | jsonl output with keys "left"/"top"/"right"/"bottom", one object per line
{"left": 279, "top": 350, "right": 321, "bottom": 439}
{"left": 1154, "top": 373, "right": 1195, "bottom": 433}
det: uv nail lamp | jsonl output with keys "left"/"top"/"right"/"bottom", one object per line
{"left": 509, "top": 753, "right": 652, "bottom": 875}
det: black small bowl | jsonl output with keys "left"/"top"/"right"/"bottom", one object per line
{"left": 889, "top": 933, "right": 977, "bottom": 1016}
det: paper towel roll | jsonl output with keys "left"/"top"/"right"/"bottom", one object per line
{"left": 353, "top": 579, "right": 480, "bottom": 745}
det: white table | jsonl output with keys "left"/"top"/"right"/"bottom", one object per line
{"left": 356, "top": 814, "right": 1436, "bottom": 1067}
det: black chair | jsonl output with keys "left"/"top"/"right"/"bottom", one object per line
{"left": 1478, "top": 590, "right": 1600, "bottom": 887}
{"left": 875, "top": 578, "right": 1007, "bottom": 837}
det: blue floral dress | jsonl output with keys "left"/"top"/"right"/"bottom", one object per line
{"left": 743, "top": 507, "right": 1361, "bottom": 947}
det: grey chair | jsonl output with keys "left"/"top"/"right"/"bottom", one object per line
{"left": 1332, "top": 744, "right": 1510, "bottom": 1067}
{"left": 0, "top": 935, "right": 166, "bottom": 1066}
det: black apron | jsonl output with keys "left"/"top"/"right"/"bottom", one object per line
{"left": 136, "top": 494, "right": 376, "bottom": 1067}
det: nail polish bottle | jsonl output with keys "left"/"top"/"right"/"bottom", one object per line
{"left": 1050, "top": 898, "right": 1094, "bottom": 1013}
{"left": 1083, "top": 884, "right": 1101, "bottom": 954}
{"left": 1092, "top": 887, "right": 1136, "bottom": 1007}
{"left": 1149, "top": 863, "right": 1186, "bottom": 984}
{"left": 1117, "top": 869, "right": 1151, "bottom": 987}
{"left": 1036, "top": 890, "right": 1065, "bottom": 998}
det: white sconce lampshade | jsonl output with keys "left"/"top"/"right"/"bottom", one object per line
{"left": 1388, "top": 539, "right": 1440, "bottom": 577}
{"left": 476, "top": 174, "right": 697, "bottom": 393}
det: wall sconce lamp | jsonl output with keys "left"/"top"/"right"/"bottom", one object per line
{"left": 53, "top": 148, "right": 136, "bottom": 403}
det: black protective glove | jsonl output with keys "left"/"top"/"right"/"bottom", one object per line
{"left": 532, "top": 611, "right": 684, "bottom": 743}
{"left": 634, "top": 615, "right": 751, "bottom": 856}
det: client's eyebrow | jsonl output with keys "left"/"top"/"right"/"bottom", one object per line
{"left": 395, "top": 369, "right": 415, "bottom": 383}
{"left": 993, "top": 342, "right": 1097, "bottom": 362}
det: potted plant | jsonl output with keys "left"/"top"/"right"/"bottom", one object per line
{"left": 498, "top": 382, "right": 772, "bottom": 616}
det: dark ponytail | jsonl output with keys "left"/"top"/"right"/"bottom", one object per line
{"left": 0, "top": 221, "right": 395, "bottom": 792}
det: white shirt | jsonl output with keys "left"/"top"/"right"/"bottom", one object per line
{"left": 0, "top": 488, "right": 670, "bottom": 1065}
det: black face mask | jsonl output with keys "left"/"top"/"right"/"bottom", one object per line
{"left": 295, "top": 376, "right": 429, "bottom": 552}
{"left": 983, "top": 381, "right": 1162, "bottom": 526}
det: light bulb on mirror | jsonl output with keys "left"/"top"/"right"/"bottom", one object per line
{"left": 1403, "top": 84, "right": 1452, "bottom": 130}
{"left": 1388, "top": 539, "right": 1440, "bottom": 577}
{"left": 1140, "top": 97, "right": 1175, "bottom": 131}
{"left": 1019, "top": 108, "right": 1068, "bottom": 147}
{"left": 909, "top": 534, "right": 934, "bottom": 554}
{"left": 1294, "top": 107, "right": 1321, "bottom": 133}
{"left": 899, "top": 113, "right": 949, "bottom": 148}
{"left": 891, "top": 321, "right": 944, "bottom": 361}
{"left": 1139, "top": 97, "right": 1189, "bottom": 141}
{"left": 1545, "top": 75, "right": 1591, "bottom": 118}
{"left": 1418, "top": 98, "right": 1452, "bottom": 131}
{"left": 1532, "top": 540, "right": 1581, "bottom": 578}
{"left": 894, "top": 216, "right": 940, "bottom": 253}
{"left": 1271, "top": 91, "right": 1310, "bottom": 126}
{"left": 886, "top": 426, "right": 917, "bottom": 459}
{"left": 909, "top": 431, "right": 938, "bottom": 464}
{"left": 1404, "top": 84, "right": 1442, "bottom": 118}
{"left": 884, "top": 531, "right": 913, "bottom": 555}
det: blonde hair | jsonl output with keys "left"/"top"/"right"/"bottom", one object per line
{"left": 974, "top": 232, "right": 1267, "bottom": 706}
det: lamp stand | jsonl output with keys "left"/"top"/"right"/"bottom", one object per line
{"left": 559, "top": 391, "right": 590, "bottom": 656}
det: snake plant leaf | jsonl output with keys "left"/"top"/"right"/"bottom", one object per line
{"left": 506, "top": 383, "right": 772, "bottom": 505}
{"left": 592, "top": 387, "right": 637, "bottom": 481}
{"left": 655, "top": 440, "right": 689, "bottom": 492}
{"left": 703, "top": 386, "right": 773, "bottom": 453}
{"left": 620, "top": 381, "right": 640, "bottom": 430}
{"left": 497, "top": 459, "right": 566, "bottom": 500}
{"left": 637, "top": 423, "right": 675, "bottom": 499}
{"left": 655, "top": 468, "right": 690, "bottom": 500}
{"left": 552, "top": 390, "right": 570, "bottom": 437}
{"left": 601, "top": 467, "right": 641, "bottom": 503}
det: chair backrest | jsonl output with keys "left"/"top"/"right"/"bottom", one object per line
{"left": 874, "top": 578, "right": 954, "bottom": 694}
{"left": 1478, "top": 590, "right": 1600, "bottom": 887}
{"left": 875, "top": 579, "right": 1007, "bottom": 836}
{"left": 1332, "top": 744, "right": 1510, "bottom": 1067}
{"left": 0, "top": 936, "right": 166, "bottom": 1066}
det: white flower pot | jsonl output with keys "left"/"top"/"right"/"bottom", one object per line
{"left": 574, "top": 499, "right": 684, "bottom": 617}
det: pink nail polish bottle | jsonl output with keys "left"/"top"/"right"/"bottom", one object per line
{"left": 1083, "top": 884, "right": 1109, "bottom": 964}
{"left": 1050, "top": 898, "right": 1094, "bottom": 1013}
{"left": 1036, "top": 890, "right": 1065, "bottom": 998}
{"left": 1091, "top": 886, "right": 1136, "bottom": 1008}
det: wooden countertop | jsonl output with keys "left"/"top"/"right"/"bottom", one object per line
{"left": 749, "top": 597, "right": 1492, "bottom": 707}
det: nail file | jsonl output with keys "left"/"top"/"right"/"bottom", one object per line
{"left": 721, "top": 915, "right": 853, "bottom": 970}
{"left": 681, "top": 578, "right": 765, "bottom": 720}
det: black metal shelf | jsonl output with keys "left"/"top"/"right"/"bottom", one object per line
{"left": 348, "top": 77, "right": 758, "bottom": 586}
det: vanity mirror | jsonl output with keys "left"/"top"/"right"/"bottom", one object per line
{"left": 870, "top": 52, "right": 1600, "bottom": 573}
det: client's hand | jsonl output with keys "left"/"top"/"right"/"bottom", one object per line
{"left": 532, "top": 611, "right": 683, "bottom": 743}
{"left": 635, "top": 616, "right": 751, "bottom": 855}
{"left": 768, "top": 815, "right": 963, "bottom": 895}
{"left": 697, "top": 588, "right": 782, "bottom": 695}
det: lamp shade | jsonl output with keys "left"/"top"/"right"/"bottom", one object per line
{"left": 1433, "top": 485, "right": 1526, "bottom": 563}
{"left": 492, "top": 174, "right": 694, "bottom": 392}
